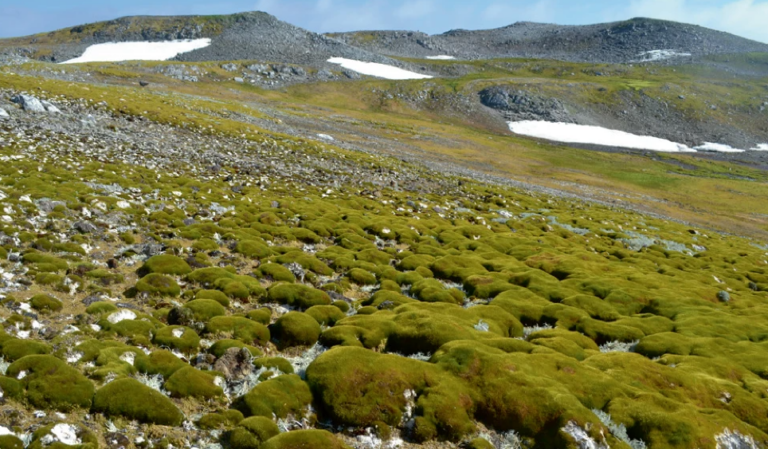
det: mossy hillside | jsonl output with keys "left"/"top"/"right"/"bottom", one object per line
{"left": 2, "top": 82, "right": 768, "bottom": 447}
{"left": 93, "top": 378, "right": 184, "bottom": 425}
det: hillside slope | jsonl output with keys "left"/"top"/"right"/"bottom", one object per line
{"left": 0, "top": 12, "right": 391, "bottom": 66}
{"left": 330, "top": 17, "right": 768, "bottom": 63}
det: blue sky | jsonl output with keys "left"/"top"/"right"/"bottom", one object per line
{"left": 2, "top": 0, "right": 768, "bottom": 43}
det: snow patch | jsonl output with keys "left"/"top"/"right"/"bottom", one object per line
{"left": 172, "top": 328, "right": 185, "bottom": 338}
{"left": 0, "top": 426, "right": 11, "bottom": 436}
{"left": 635, "top": 49, "right": 692, "bottom": 62}
{"left": 119, "top": 351, "right": 136, "bottom": 366}
{"left": 317, "top": 134, "right": 335, "bottom": 141}
{"left": 695, "top": 142, "right": 745, "bottom": 153}
{"left": 49, "top": 423, "right": 81, "bottom": 446}
{"left": 108, "top": 309, "right": 136, "bottom": 324}
{"left": 426, "top": 55, "right": 455, "bottom": 60}
{"left": 751, "top": 144, "right": 768, "bottom": 151}
{"left": 508, "top": 121, "right": 694, "bottom": 153}
{"left": 328, "top": 57, "right": 432, "bottom": 80}
{"left": 62, "top": 39, "right": 212, "bottom": 64}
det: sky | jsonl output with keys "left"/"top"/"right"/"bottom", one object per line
{"left": 2, "top": 0, "right": 768, "bottom": 43}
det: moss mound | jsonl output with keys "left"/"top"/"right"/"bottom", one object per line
{"left": 85, "top": 301, "right": 118, "bottom": 315}
{"left": 153, "top": 325, "right": 201, "bottom": 354}
{"left": 270, "top": 312, "right": 321, "bottom": 349}
{"left": 93, "top": 378, "right": 184, "bottom": 425}
{"left": 247, "top": 308, "right": 273, "bottom": 325}
{"left": 164, "top": 366, "right": 223, "bottom": 399}
{"left": 266, "top": 283, "right": 331, "bottom": 310}
{"left": 234, "top": 374, "right": 312, "bottom": 418}
{"left": 0, "top": 435, "right": 24, "bottom": 449}
{"left": 206, "top": 316, "right": 271, "bottom": 345}
{"left": 196, "top": 289, "right": 231, "bottom": 306}
{"left": 227, "top": 416, "right": 281, "bottom": 449}
{"left": 135, "top": 273, "right": 181, "bottom": 297}
{"left": 258, "top": 263, "right": 296, "bottom": 282}
{"left": 236, "top": 240, "right": 272, "bottom": 259}
{"left": 184, "top": 299, "right": 227, "bottom": 322}
{"left": 30, "top": 294, "right": 63, "bottom": 313}
{"left": 306, "top": 305, "right": 345, "bottom": 326}
{"left": 260, "top": 430, "right": 352, "bottom": 449}
{"left": 139, "top": 254, "right": 192, "bottom": 277}
{"left": 1, "top": 339, "right": 51, "bottom": 361}
{"left": 7, "top": 355, "right": 94, "bottom": 411}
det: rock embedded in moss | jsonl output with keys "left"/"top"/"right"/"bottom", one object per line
{"left": 93, "top": 378, "right": 184, "bottom": 425}
{"left": 270, "top": 312, "right": 321, "bottom": 349}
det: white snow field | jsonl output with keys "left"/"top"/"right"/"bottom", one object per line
{"left": 426, "top": 55, "right": 456, "bottom": 60}
{"left": 693, "top": 142, "right": 745, "bottom": 153}
{"left": 62, "top": 39, "right": 211, "bottom": 64}
{"left": 327, "top": 57, "right": 432, "bottom": 80}
{"left": 508, "top": 121, "right": 695, "bottom": 152}
{"left": 635, "top": 49, "right": 692, "bottom": 62}
{"left": 752, "top": 144, "right": 768, "bottom": 151}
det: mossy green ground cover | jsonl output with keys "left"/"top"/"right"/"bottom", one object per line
{"left": 1, "top": 55, "right": 768, "bottom": 448}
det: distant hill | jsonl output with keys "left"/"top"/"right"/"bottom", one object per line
{"left": 0, "top": 12, "right": 391, "bottom": 66}
{"left": 329, "top": 17, "right": 768, "bottom": 63}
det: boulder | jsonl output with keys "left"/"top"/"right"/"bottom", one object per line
{"left": 12, "top": 95, "right": 46, "bottom": 112}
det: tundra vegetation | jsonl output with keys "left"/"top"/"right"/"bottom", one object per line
{"left": 0, "top": 27, "right": 767, "bottom": 449}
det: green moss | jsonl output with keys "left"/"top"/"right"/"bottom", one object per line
{"left": 93, "top": 378, "right": 184, "bottom": 425}
{"left": 347, "top": 268, "right": 377, "bottom": 285}
{"left": 85, "top": 301, "right": 118, "bottom": 315}
{"left": 196, "top": 289, "right": 231, "bottom": 306}
{"left": 135, "top": 273, "right": 181, "bottom": 297}
{"left": 206, "top": 316, "right": 271, "bottom": 345}
{"left": 260, "top": 430, "right": 351, "bottom": 449}
{"left": 28, "top": 423, "right": 98, "bottom": 449}
{"left": 306, "top": 305, "right": 346, "bottom": 326}
{"left": 208, "top": 339, "right": 263, "bottom": 358}
{"left": 466, "top": 438, "right": 495, "bottom": 449}
{"left": 6, "top": 355, "right": 94, "bottom": 411}
{"left": 30, "top": 294, "right": 63, "bottom": 313}
{"left": 234, "top": 374, "right": 313, "bottom": 418}
{"left": 258, "top": 263, "right": 296, "bottom": 282}
{"left": 164, "top": 366, "right": 223, "bottom": 399}
{"left": 270, "top": 312, "right": 322, "bottom": 349}
{"left": 135, "top": 349, "right": 189, "bottom": 378}
{"left": 2, "top": 339, "right": 51, "bottom": 361}
{"left": 0, "top": 376, "right": 24, "bottom": 400}
{"left": 266, "top": 283, "right": 331, "bottom": 310}
{"left": 0, "top": 435, "right": 24, "bottom": 449}
{"left": 332, "top": 300, "right": 350, "bottom": 313}
{"left": 253, "top": 357, "right": 294, "bottom": 374}
{"left": 197, "top": 409, "right": 244, "bottom": 429}
{"left": 187, "top": 267, "right": 236, "bottom": 285}
{"left": 153, "top": 325, "right": 201, "bottom": 354}
{"left": 247, "top": 308, "right": 273, "bottom": 325}
{"left": 227, "top": 416, "right": 281, "bottom": 449}
{"left": 184, "top": 299, "right": 227, "bottom": 322}
{"left": 236, "top": 240, "right": 272, "bottom": 259}
{"left": 138, "top": 254, "right": 192, "bottom": 277}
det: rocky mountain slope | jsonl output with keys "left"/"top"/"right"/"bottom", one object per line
{"left": 0, "top": 12, "right": 393, "bottom": 66}
{"left": 330, "top": 17, "right": 768, "bottom": 63}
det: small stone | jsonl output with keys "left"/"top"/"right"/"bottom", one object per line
{"left": 41, "top": 100, "right": 61, "bottom": 113}
{"left": 73, "top": 221, "right": 98, "bottom": 234}
{"left": 139, "top": 81, "right": 149, "bottom": 87}
{"left": 234, "top": 77, "right": 244, "bottom": 83}
{"left": 717, "top": 290, "right": 731, "bottom": 303}
{"left": 0, "top": 108, "right": 8, "bottom": 119}
{"left": 82, "top": 295, "right": 102, "bottom": 306}
{"left": 182, "top": 218, "right": 196, "bottom": 226}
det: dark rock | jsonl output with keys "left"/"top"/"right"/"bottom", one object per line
{"left": 213, "top": 347, "right": 254, "bottom": 380}
{"left": 82, "top": 295, "right": 102, "bottom": 306}
{"left": 139, "top": 81, "right": 149, "bottom": 87}
{"left": 73, "top": 221, "right": 99, "bottom": 234}
{"left": 116, "top": 302, "right": 142, "bottom": 310}
{"left": 105, "top": 432, "right": 131, "bottom": 449}
{"left": 167, "top": 306, "right": 194, "bottom": 327}
{"left": 182, "top": 218, "right": 196, "bottom": 226}
{"left": 107, "top": 258, "right": 119, "bottom": 269}
{"left": 40, "top": 327, "right": 58, "bottom": 340}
